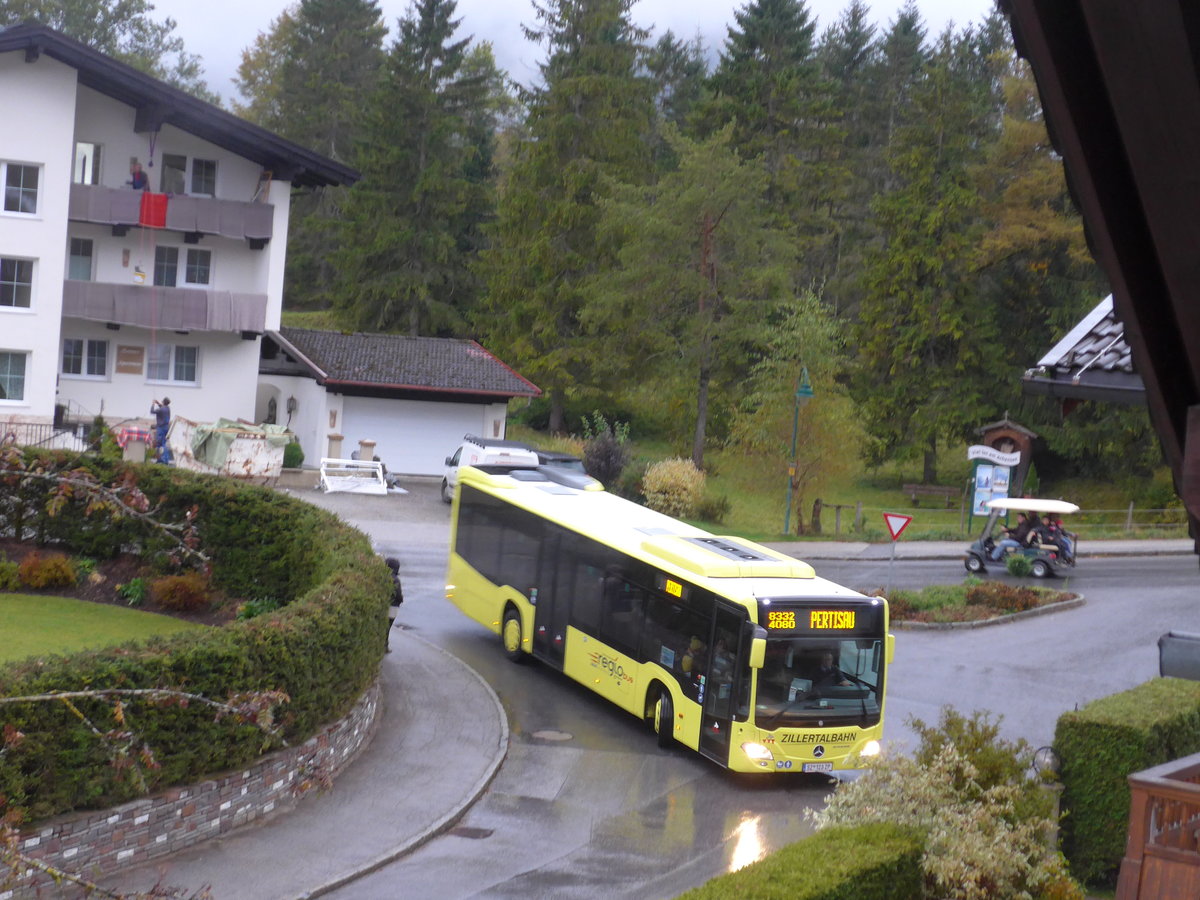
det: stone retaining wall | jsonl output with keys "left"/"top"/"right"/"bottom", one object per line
{"left": 6, "top": 678, "right": 380, "bottom": 899}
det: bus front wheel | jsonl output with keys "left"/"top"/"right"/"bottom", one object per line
{"left": 502, "top": 608, "right": 524, "bottom": 662}
{"left": 654, "top": 688, "right": 675, "bottom": 748}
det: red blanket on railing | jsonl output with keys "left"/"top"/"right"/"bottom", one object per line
{"left": 139, "top": 192, "right": 167, "bottom": 228}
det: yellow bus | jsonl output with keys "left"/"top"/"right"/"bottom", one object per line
{"left": 445, "top": 465, "right": 892, "bottom": 774}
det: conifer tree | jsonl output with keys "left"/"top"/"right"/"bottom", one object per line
{"left": 266, "top": 0, "right": 387, "bottom": 310}
{"left": 478, "top": 0, "right": 653, "bottom": 432}
{"left": 583, "top": 127, "right": 794, "bottom": 468}
{"left": 334, "top": 0, "right": 487, "bottom": 335}
{"left": 852, "top": 27, "right": 998, "bottom": 483}
{"left": 701, "top": 0, "right": 846, "bottom": 288}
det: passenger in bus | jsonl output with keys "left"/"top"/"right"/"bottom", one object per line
{"left": 813, "top": 651, "right": 851, "bottom": 688}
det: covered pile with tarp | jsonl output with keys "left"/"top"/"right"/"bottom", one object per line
{"left": 168, "top": 416, "right": 292, "bottom": 483}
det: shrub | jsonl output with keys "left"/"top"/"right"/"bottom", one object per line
{"left": 18, "top": 551, "right": 77, "bottom": 589}
{"left": 815, "top": 711, "right": 1083, "bottom": 900}
{"left": 966, "top": 581, "right": 1039, "bottom": 613}
{"left": 73, "top": 557, "right": 97, "bottom": 580}
{"left": 643, "top": 458, "right": 706, "bottom": 518}
{"left": 1055, "top": 677, "right": 1200, "bottom": 886}
{"left": 150, "top": 572, "right": 211, "bottom": 612}
{"left": 694, "top": 493, "right": 731, "bottom": 524}
{"left": 1005, "top": 554, "right": 1033, "bottom": 577}
{"left": 613, "top": 459, "right": 647, "bottom": 502}
{"left": 237, "top": 596, "right": 284, "bottom": 620}
{"left": 283, "top": 441, "right": 304, "bottom": 469}
{"left": 676, "top": 822, "right": 924, "bottom": 900}
{"left": 116, "top": 576, "right": 148, "bottom": 606}
{"left": 0, "top": 555, "right": 18, "bottom": 591}
{"left": 581, "top": 412, "right": 631, "bottom": 488}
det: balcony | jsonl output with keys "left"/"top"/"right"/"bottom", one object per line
{"left": 62, "top": 279, "right": 266, "bottom": 334}
{"left": 1117, "top": 751, "right": 1200, "bottom": 899}
{"left": 68, "top": 184, "right": 273, "bottom": 246}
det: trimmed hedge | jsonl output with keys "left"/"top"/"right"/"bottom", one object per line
{"left": 0, "top": 455, "right": 392, "bottom": 822}
{"left": 1055, "top": 676, "right": 1200, "bottom": 886}
{"left": 674, "top": 822, "right": 924, "bottom": 900}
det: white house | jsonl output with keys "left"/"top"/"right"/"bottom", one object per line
{"left": 0, "top": 25, "right": 356, "bottom": 441}
{"left": 259, "top": 328, "right": 541, "bottom": 476}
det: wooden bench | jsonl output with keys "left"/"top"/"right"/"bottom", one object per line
{"left": 902, "top": 483, "right": 960, "bottom": 508}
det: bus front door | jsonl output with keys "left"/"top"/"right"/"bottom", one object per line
{"left": 532, "top": 531, "right": 569, "bottom": 668}
{"left": 697, "top": 608, "right": 743, "bottom": 764}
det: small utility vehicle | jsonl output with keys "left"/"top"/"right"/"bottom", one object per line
{"left": 964, "top": 497, "right": 1079, "bottom": 578}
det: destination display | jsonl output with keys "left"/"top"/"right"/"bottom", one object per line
{"left": 760, "top": 601, "right": 878, "bottom": 635}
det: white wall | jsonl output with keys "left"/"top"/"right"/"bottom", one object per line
{"left": 256, "top": 373, "right": 327, "bottom": 463}
{"left": 60, "top": 326, "right": 262, "bottom": 427}
{"left": 0, "top": 52, "right": 78, "bottom": 419}
{"left": 341, "top": 396, "right": 510, "bottom": 475}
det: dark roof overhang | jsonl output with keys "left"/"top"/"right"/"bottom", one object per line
{"left": 1001, "top": 0, "right": 1200, "bottom": 536}
{"left": 0, "top": 24, "right": 359, "bottom": 188}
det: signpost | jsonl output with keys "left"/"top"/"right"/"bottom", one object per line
{"left": 967, "top": 445, "right": 1020, "bottom": 529}
{"left": 883, "top": 512, "right": 912, "bottom": 595}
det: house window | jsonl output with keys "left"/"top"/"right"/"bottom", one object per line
{"left": 0, "top": 351, "right": 26, "bottom": 401}
{"left": 154, "top": 246, "right": 179, "bottom": 287}
{"left": 185, "top": 248, "right": 211, "bottom": 285}
{"left": 191, "top": 159, "right": 217, "bottom": 196}
{"left": 2, "top": 162, "right": 39, "bottom": 214}
{"left": 0, "top": 257, "right": 33, "bottom": 308}
{"left": 160, "top": 153, "right": 187, "bottom": 195}
{"left": 68, "top": 238, "right": 93, "bottom": 281}
{"left": 147, "top": 344, "right": 198, "bottom": 384}
{"left": 73, "top": 143, "right": 101, "bottom": 185}
{"left": 62, "top": 338, "right": 108, "bottom": 378}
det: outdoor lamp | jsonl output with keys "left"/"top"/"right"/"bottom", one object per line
{"left": 783, "top": 367, "right": 815, "bottom": 535}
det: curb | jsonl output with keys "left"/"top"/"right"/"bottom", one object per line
{"left": 894, "top": 596, "right": 1086, "bottom": 631}
{"left": 299, "top": 633, "right": 511, "bottom": 900}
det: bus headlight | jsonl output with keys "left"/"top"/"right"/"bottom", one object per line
{"left": 860, "top": 740, "right": 881, "bottom": 757}
{"left": 741, "top": 742, "right": 773, "bottom": 762}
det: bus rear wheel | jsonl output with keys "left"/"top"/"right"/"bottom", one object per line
{"left": 502, "top": 608, "right": 524, "bottom": 662}
{"left": 654, "top": 688, "right": 675, "bottom": 748}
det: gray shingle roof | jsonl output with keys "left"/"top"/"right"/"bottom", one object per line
{"left": 271, "top": 328, "right": 540, "bottom": 398}
{"left": 1022, "top": 296, "right": 1145, "bottom": 406}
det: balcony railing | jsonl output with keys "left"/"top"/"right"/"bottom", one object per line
{"left": 1117, "top": 751, "right": 1200, "bottom": 899}
{"left": 63, "top": 279, "right": 267, "bottom": 334}
{"left": 68, "top": 183, "right": 273, "bottom": 243}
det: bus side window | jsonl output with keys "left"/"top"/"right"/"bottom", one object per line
{"left": 600, "top": 576, "right": 644, "bottom": 654}
{"left": 570, "top": 562, "right": 603, "bottom": 631}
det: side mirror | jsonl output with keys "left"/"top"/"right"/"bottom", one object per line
{"left": 749, "top": 638, "right": 766, "bottom": 669}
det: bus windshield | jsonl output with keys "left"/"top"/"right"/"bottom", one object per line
{"left": 754, "top": 637, "right": 882, "bottom": 730}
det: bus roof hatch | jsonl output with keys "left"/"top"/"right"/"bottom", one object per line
{"left": 640, "top": 535, "right": 815, "bottom": 579}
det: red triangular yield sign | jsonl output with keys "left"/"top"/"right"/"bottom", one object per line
{"left": 883, "top": 513, "right": 913, "bottom": 541}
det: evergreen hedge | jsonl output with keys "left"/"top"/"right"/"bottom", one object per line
{"left": 1055, "top": 676, "right": 1200, "bottom": 886}
{"left": 673, "top": 822, "right": 924, "bottom": 900}
{"left": 0, "top": 455, "right": 392, "bottom": 823}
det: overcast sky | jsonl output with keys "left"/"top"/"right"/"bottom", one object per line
{"left": 150, "top": 0, "right": 999, "bottom": 103}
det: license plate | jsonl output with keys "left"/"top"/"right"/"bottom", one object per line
{"left": 803, "top": 762, "right": 833, "bottom": 773}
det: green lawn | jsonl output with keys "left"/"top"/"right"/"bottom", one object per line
{"left": 0, "top": 594, "right": 204, "bottom": 665}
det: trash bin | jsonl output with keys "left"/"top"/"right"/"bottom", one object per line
{"left": 1158, "top": 631, "right": 1200, "bottom": 680}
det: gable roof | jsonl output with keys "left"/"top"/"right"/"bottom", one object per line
{"left": 1022, "top": 295, "right": 1145, "bottom": 406}
{"left": 268, "top": 328, "right": 541, "bottom": 399}
{"left": 0, "top": 24, "right": 358, "bottom": 189}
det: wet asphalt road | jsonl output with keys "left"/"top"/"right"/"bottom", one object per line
{"left": 289, "top": 479, "right": 1199, "bottom": 900}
